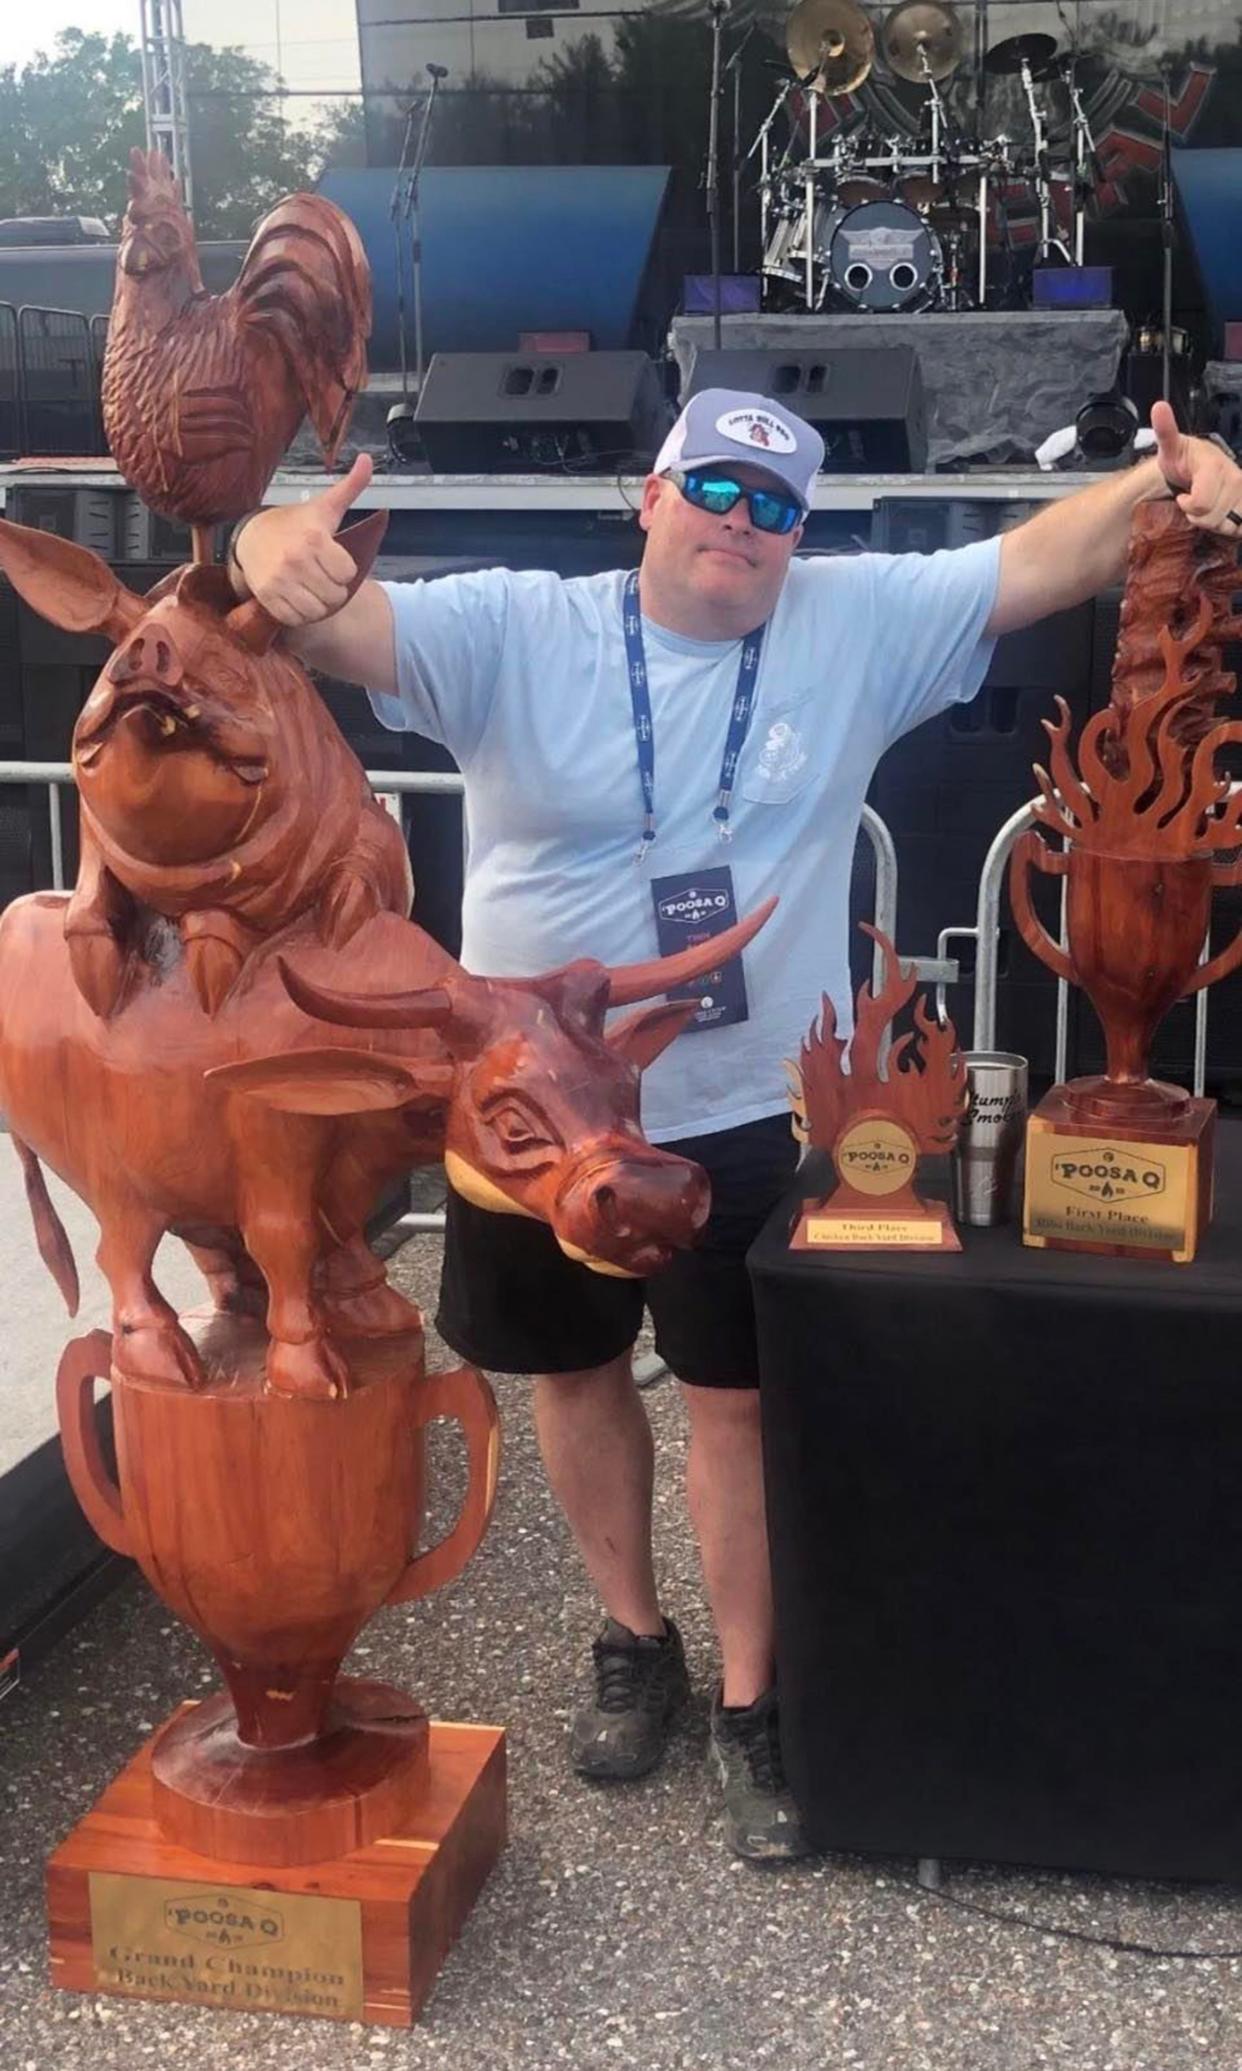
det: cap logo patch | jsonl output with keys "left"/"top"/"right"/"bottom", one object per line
{"left": 716, "top": 408, "right": 797, "bottom": 456}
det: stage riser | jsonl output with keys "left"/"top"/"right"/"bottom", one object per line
{"left": 669, "top": 311, "right": 1129, "bottom": 471}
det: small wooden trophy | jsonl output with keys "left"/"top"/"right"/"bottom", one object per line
{"left": 788, "top": 927, "right": 968, "bottom": 1251}
{"left": 1011, "top": 504, "right": 1242, "bottom": 1263}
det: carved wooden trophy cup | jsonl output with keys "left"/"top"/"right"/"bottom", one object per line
{"left": 788, "top": 927, "right": 968, "bottom": 1250}
{"left": 0, "top": 152, "right": 769, "bottom": 2026}
{"left": 1011, "top": 502, "right": 1242, "bottom": 1263}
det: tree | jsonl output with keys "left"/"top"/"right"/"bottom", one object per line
{"left": 0, "top": 28, "right": 321, "bottom": 238}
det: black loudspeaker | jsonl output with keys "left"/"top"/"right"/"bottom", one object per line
{"left": 414, "top": 352, "right": 671, "bottom": 474}
{"left": 683, "top": 346, "right": 927, "bottom": 473}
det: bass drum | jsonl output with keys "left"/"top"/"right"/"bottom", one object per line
{"left": 822, "top": 198, "right": 942, "bottom": 312}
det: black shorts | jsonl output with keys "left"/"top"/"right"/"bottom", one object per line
{"left": 435, "top": 1112, "right": 800, "bottom": 1390}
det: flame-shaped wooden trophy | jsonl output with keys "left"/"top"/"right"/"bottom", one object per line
{"left": 788, "top": 927, "right": 968, "bottom": 1250}
{"left": 1011, "top": 503, "right": 1242, "bottom": 1263}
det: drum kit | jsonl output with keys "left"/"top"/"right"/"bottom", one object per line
{"left": 756, "top": 0, "right": 1102, "bottom": 314}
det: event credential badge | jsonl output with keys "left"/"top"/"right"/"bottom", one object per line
{"left": 651, "top": 867, "right": 749, "bottom": 1031}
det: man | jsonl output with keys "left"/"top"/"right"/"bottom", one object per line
{"left": 228, "top": 388, "right": 1242, "bottom": 1862}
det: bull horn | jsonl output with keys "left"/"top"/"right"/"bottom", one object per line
{"left": 604, "top": 895, "right": 778, "bottom": 1007}
{"left": 278, "top": 955, "right": 454, "bottom": 1030}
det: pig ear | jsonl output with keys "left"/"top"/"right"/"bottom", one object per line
{"left": 0, "top": 518, "right": 146, "bottom": 643}
{"left": 224, "top": 597, "right": 283, "bottom": 657}
{"left": 337, "top": 508, "right": 389, "bottom": 590}
{"left": 205, "top": 1047, "right": 452, "bottom": 1115}
{"left": 607, "top": 999, "right": 699, "bottom": 1073}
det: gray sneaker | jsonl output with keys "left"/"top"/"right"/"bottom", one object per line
{"left": 709, "top": 1686, "right": 810, "bottom": 1862}
{"left": 570, "top": 1617, "right": 691, "bottom": 1780}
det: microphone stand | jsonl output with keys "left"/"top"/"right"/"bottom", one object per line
{"left": 405, "top": 63, "right": 448, "bottom": 400}
{"left": 725, "top": 19, "right": 757, "bottom": 278}
{"left": 704, "top": 0, "right": 730, "bottom": 350}
{"left": 388, "top": 96, "right": 420, "bottom": 429}
{"left": 387, "top": 63, "right": 448, "bottom": 460}
{"left": 1158, "top": 60, "right": 1175, "bottom": 402}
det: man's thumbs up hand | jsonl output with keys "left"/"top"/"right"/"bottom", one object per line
{"left": 228, "top": 453, "right": 375, "bottom": 626}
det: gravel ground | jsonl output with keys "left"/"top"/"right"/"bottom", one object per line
{"left": 4, "top": 1231, "right": 1242, "bottom": 2070}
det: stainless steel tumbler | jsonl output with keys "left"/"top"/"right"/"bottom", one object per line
{"left": 951, "top": 1052, "right": 1028, "bottom": 1228}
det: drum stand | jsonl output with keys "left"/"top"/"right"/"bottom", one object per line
{"left": 752, "top": 73, "right": 808, "bottom": 305}
{"left": 1020, "top": 52, "right": 1072, "bottom": 266}
{"left": 704, "top": 0, "right": 729, "bottom": 347}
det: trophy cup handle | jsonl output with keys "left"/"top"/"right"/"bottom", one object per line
{"left": 55, "top": 1329, "right": 132, "bottom": 1557}
{"left": 1008, "top": 830, "right": 1076, "bottom": 985}
{"left": 386, "top": 1362, "right": 501, "bottom": 1604}
{"left": 1182, "top": 924, "right": 1242, "bottom": 994}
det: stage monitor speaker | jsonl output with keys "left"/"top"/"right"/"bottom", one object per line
{"left": 682, "top": 346, "right": 927, "bottom": 473}
{"left": 414, "top": 351, "right": 671, "bottom": 474}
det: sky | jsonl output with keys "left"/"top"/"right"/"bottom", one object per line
{"left": 3, "top": 0, "right": 362, "bottom": 100}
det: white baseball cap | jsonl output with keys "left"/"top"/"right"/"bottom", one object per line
{"left": 653, "top": 388, "right": 824, "bottom": 511}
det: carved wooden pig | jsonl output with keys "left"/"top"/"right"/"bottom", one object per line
{"left": 0, "top": 512, "right": 410, "bottom": 1019}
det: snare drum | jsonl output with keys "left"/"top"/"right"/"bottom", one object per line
{"left": 822, "top": 198, "right": 942, "bottom": 311}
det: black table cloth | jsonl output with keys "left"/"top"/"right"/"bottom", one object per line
{"left": 749, "top": 1124, "right": 1242, "bottom": 1880}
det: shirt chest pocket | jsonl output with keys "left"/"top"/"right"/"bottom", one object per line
{"left": 740, "top": 693, "right": 817, "bottom": 806}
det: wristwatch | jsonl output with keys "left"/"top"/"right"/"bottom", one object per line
{"left": 225, "top": 508, "right": 264, "bottom": 596}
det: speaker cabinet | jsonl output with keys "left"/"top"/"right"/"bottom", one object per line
{"left": 682, "top": 346, "right": 928, "bottom": 473}
{"left": 414, "top": 352, "right": 671, "bottom": 473}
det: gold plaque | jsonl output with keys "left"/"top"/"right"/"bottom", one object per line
{"left": 89, "top": 1873, "right": 364, "bottom": 2019}
{"left": 833, "top": 1117, "right": 920, "bottom": 1198}
{"left": 1024, "top": 1130, "right": 1197, "bottom": 1259}
{"left": 804, "top": 1216, "right": 944, "bottom": 1246}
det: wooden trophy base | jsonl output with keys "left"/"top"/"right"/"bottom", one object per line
{"left": 150, "top": 1677, "right": 431, "bottom": 1866}
{"left": 790, "top": 1191, "right": 961, "bottom": 1253}
{"left": 1023, "top": 1080, "right": 1216, "bottom": 1264}
{"left": 48, "top": 1710, "right": 506, "bottom": 2027}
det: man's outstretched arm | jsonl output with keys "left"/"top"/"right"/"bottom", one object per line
{"left": 227, "top": 452, "right": 398, "bottom": 692}
{"left": 988, "top": 402, "right": 1242, "bottom": 636}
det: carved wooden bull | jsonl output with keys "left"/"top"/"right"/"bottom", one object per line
{"left": 0, "top": 895, "right": 770, "bottom": 1398}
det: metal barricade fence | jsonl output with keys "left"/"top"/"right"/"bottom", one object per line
{"left": 0, "top": 762, "right": 901, "bottom": 1240}
{"left": 0, "top": 303, "right": 20, "bottom": 462}
{"left": 938, "top": 797, "right": 1213, "bottom": 1099}
{"left": 15, "top": 307, "right": 104, "bottom": 457}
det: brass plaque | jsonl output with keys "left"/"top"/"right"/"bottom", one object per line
{"left": 1024, "top": 1131, "right": 1196, "bottom": 1257}
{"left": 833, "top": 1118, "right": 920, "bottom": 1198}
{"left": 805, "top": 1215, "right": 943, "bottom": 1246}
{"left": 89, "top": 1872, "right": 364, "bottom": 2020}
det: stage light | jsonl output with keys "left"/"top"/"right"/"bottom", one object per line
{"left": 1073, "top": 392, "right": 1139, "bottom": 469}
{"left": 386, "top": 398, "right": 424, "bottom": 467}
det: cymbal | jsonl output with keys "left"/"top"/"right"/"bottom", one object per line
{"left": 984, "top": 32, "right": 1059, "bottom": 77}
{"left": 880, "top": 0, "right": 963, "bottom": 84}
{"left": 786, "top": 0, "right": 875, "bottom": 95}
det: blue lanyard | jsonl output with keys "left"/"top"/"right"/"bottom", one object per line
{"left": 622, "top": 571, "right": 765, "bottom": 864}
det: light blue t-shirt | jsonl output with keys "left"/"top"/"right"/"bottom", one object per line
{"left": 370, "top": 540, "right": 1001, "bottom": 1143}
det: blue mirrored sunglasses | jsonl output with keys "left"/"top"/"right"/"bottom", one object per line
{"left": 667, "top": 467, "right": 803, "bottom": 536}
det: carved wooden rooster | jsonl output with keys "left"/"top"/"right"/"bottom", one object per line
{"left": 101, "top": 148, "right": 370, "bottom": 542}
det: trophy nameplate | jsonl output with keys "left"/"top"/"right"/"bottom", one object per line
{"left": 788, "top": 929, "right": 967, "bottom": 1252}
{"left": 1024, "top": 1107, "right": 1213, "bottom": 1264}
{"left": 1010, "top": 504, "right": 1242, "bottom": 1263}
